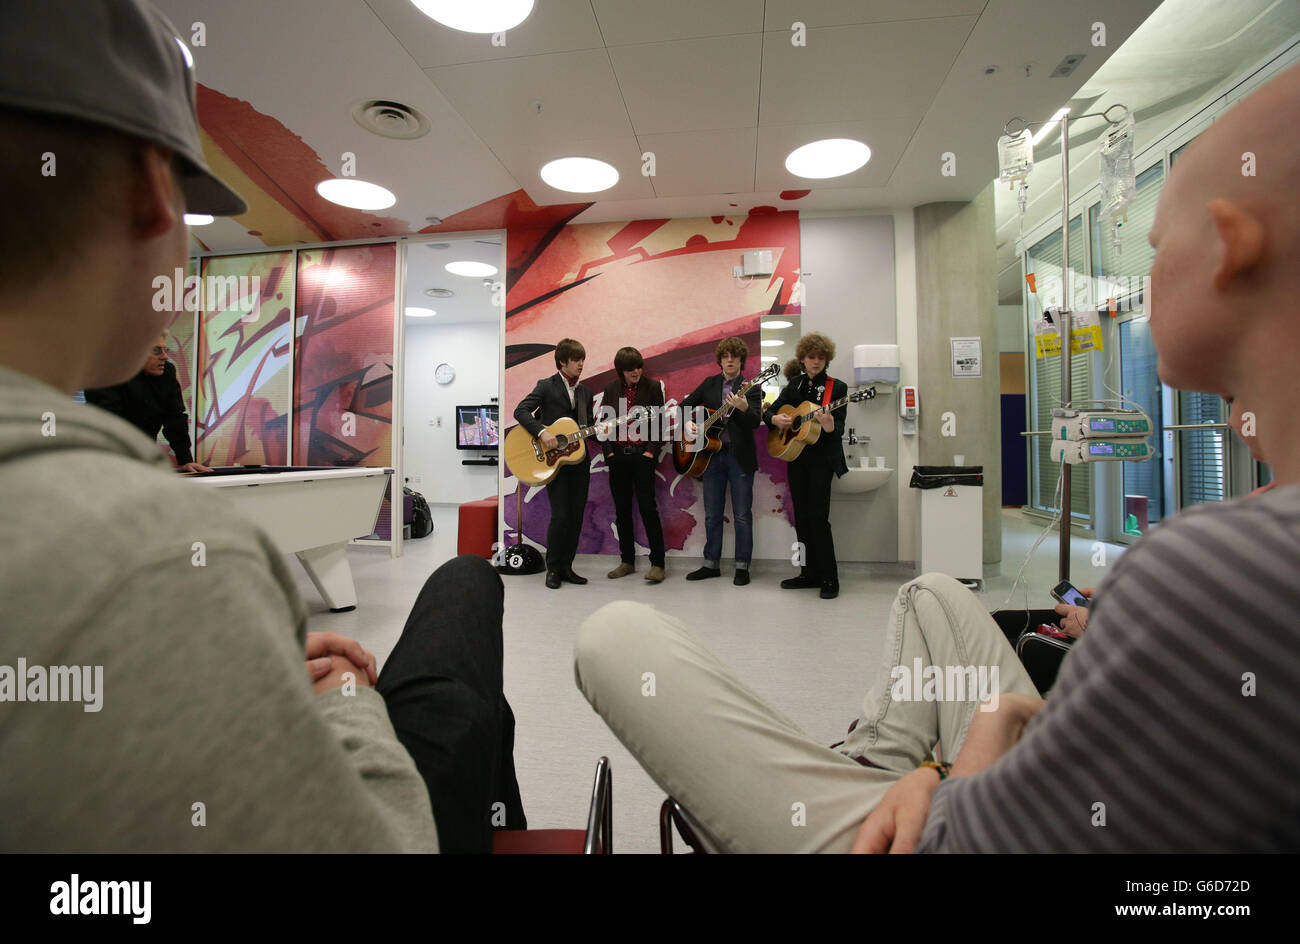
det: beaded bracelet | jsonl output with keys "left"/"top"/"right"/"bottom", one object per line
{"left": 919, "top": 760, "right": 952, "bottom": 780}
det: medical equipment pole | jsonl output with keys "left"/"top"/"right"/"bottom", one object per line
{"left": 1059, "top": 118, "right": 1072, "bottom": 584}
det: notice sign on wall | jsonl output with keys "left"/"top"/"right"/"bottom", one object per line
{"left": 950, "top": 336, "right": 982, "bottom": 378}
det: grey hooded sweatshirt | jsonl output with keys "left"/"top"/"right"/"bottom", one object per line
{"left": 0, "top": 366, "right": 437, "bottom": 851}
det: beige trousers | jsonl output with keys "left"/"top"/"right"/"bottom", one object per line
{"left": 574, "top": 573, "right": 1040, "bottom": 852}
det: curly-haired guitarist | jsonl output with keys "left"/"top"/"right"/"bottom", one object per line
{"left": 679, "top": 337, "right": 764, "bottom": 586}
{"left": 763, "top": 332, "right": 848, "bottom": 599}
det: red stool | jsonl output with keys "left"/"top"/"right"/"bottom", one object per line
{"left": 457, "top": 495, "right": 498, "bottom": 558}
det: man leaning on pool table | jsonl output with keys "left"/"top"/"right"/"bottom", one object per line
{"left": 0, "top": 0, "right": 524, "bottom": 852}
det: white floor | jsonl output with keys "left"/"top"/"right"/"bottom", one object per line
{"left": 290, "top": 505, "right": 1123, "bottom": 853}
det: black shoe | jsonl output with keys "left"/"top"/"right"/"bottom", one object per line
{"left": 780, "top": 574, "right": 820, "bottom": 590}
{"left": 686, "top": 566, "right": 721, "bottom": 581}
{"left": 733, "top": 569, "right": 750, "bottom": 586}
{"left": 819, "top": 580, "right": 840, "bottom": 600}
{"left": 562, "top": 569, "right": 588, "bottom": 585}
{"left": 545, "top": 571, "right": 562, "bottom": 589}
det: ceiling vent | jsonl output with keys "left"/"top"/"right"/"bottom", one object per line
{"left": 424, "top": 242, "right": 453, "bottom": 250}
{"left": 424, "top": 288, "right": 455, "bottom": 298}
{"left": 1050, "top": 54, "right": 1085, "bottom": 79}
{"left": 350, "top": 100, "right": 430, "bottom": 140}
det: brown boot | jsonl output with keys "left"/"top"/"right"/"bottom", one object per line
{"left": 607, "top": 561, "right": 635, "bottom": 579}
{"left": 645, "top": 565, "right": 666, "bottom": 583}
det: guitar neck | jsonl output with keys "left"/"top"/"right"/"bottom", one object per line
{"left": 802, "top": 394, "right": 852, "bottom": 418}
{"left": 702, "top": 378, "right": 756, "bottom": 430}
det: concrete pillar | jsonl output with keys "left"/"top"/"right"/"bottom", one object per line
{"left": 913, "top": 183, "right": 1002, "bottom": 564}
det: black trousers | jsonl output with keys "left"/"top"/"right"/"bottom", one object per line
{"left": 788, "top": 456, "right": 838, "bottom": 583}
{"left": 376, "top": 555, "right": 526, "bottom": 853}
{"left": 544, "top": 460, "right": 590, "bottom": 573}
{"left": 608, "top": 451, "right": 665, "bottom": 567}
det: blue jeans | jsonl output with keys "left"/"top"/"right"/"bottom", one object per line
{"left": 701, "top": 449, "right": 753, "bottom": 565}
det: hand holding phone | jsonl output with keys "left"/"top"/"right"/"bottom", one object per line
{"left": 1051, "top": 582, "right": 1094, "bottom": 638}
{"left": 1050, "top": 580, "right": 1090, "bottom": 608}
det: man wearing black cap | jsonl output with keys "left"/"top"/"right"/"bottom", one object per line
{"left": 0, "top": 0, "right": 523, "bottom": 853}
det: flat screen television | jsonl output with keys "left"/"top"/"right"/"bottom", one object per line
{"left": 456, "top": 404, "right": 499, "bottom": 450}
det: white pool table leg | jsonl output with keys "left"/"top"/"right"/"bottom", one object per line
{"left": 296, "top": 542, "right": 358, "bottom": 612}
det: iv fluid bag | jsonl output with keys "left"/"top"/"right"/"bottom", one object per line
{"left": 1099, "top": 116, "right": 1137, "bottom": 224}
{"left": 998, "top": 129, "right": 1034, "bottom": 187}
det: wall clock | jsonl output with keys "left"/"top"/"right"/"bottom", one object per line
{"left": 435, "top": 363, "right": 455, "bottom": 384}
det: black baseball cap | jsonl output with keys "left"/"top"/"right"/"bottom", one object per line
{"left": 0, "top": 0, "right": 248, "bottom": 216}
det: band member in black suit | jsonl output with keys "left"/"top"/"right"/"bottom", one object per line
{"left": 680, "top": 337, "right": 764, "bottom": 586}
{"left": 763, "top": 332, "right": 848, "bottom": 599}
{"left": 513, "top": 338, "right": 596, "bottom": 589}
{"left": 601, "top": 347, "right": 667, "bottom": 583}
{"left": 84, "top": 332, "right": 211, "bottom": 473}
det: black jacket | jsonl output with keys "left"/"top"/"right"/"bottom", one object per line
{"left": 764, "top": 370, "right": 849, "bottom": 476}
{"left": 600, "top": 376, "right": 665, "bottom": 460}
{"left": 681, "top": 372, "right": 764, "bottom": 473}
{"left": 84, "top": 361, "right": 194, "bottom": 465}
{"left": 514, "top": 372, "right": 596, "bottom": 461}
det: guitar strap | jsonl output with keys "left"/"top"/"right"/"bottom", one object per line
{"left": 821, "top": 377, "right": 835, "bottom": 408}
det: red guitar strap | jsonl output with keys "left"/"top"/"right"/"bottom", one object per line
{"left": 821, "top": 377, "right": 835, "bottom": 407}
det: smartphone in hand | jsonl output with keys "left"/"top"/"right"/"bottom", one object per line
{"left": 1050, "top": 580, "right": 1090, "bottom": 608}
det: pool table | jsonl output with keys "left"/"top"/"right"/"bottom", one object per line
{"left": 187, "top": 466, "right": 392, "bottom": 612}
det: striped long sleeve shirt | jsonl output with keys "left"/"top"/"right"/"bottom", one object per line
{"left": 917, "top": 484, "right": 1300, "bottom": 852}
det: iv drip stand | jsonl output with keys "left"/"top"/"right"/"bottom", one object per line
{"left": 1002, "top": 104, "right": 1130, "bottom": 583}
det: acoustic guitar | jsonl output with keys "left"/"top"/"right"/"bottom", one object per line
{"left": 504, "top": 407, "right": 647, "bottom": 486}
{"left": 766, "top": 386, "right": 877, "bottom": 462}
{"left": 671, "top": 363, "right": 780, "bottom": 478}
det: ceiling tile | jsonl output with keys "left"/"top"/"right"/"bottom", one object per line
{"left": 490, "top": 136, "right": 658, "bottom": 206}
{"left": 762, "top": 0, "right": 986, "bottom": 30}
{"left": 756, "top": 117, "right": 921, "bottom": 191}
{"left": 592, "top": 0, "right": 765, "bottom": 45}
{"left": 364, "top": 0, "right": 604, "bottom": 67}
{"left": 760, "top": 17, "right": 978, "bottom": 125}
{"left": 427, "top": 50, "right": 634, "bottom": 149}
{"left": 610, "top": 34, "right": 761, "bottom": 134}
{"left": 635, "top": 128, "right": 759, "bottom": 196}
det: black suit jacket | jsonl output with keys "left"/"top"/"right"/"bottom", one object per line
{"left": 514, "top": 372, "right": 596, "bottom": 462}
{"left": 84, "top": 361, "right": 194, "bottom": 465}
{"left": 681, "top": 372, "right": 764, "bottom": 473}
{"left": 763, "top": 370, "right": 849, "bottom": 476}
{"left": 599, "top": 376, "right": 665, "bottom": 460}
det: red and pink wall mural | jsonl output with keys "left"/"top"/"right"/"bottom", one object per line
{"left": 503, "top": 209, "right": 804, "bottom": 560}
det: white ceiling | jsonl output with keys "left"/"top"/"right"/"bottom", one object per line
{"left": 159, "top": 0, "right": 1167, "bottom": 250}
{"left": 403, "top": 234, "right": 502, "bottom": 324}
{"left": 993, "top": 0, "right": 1300, "bottom": 303}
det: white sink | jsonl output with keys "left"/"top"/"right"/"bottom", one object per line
{"left": 832, "top": 465, "right": 893, "bottom": 495}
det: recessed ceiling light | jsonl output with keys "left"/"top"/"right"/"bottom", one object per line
{"left": 406, "top": 307, "right": 437, "bottom": 318}
{"left": 409, "top": 0, "right": 534, "bottom": 33}
{"left": 445, "top": 261, "right": 498, "bottom": 277}
{"left": 315, "top": 178, "right": 396, "bottom": 210}
{"left": 785, "top": 139, "right": 871, "bottom": 179}
{"left": 761, "top": 356, "right": 779, "bottom": 362}
{"left": 762, "top": 319, "right": 793, "bottom": 329}
{"left": 760, "top": 339, "right": 784, "bottom": 347}
{"left": 540, "top": 157, "right": 619, "bottom": 193}
{"left": 424, "top": 288, "right": 455, "bottom": 298}
{"left": 184, "top": 213, "right": 214, "bottom": 226}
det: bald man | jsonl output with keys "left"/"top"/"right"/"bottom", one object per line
{"left": 574, "top": 65, "right": 1300, "bottom": 852}
{"left": 84, "top": 332, "right": 210, "bottom": 473}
